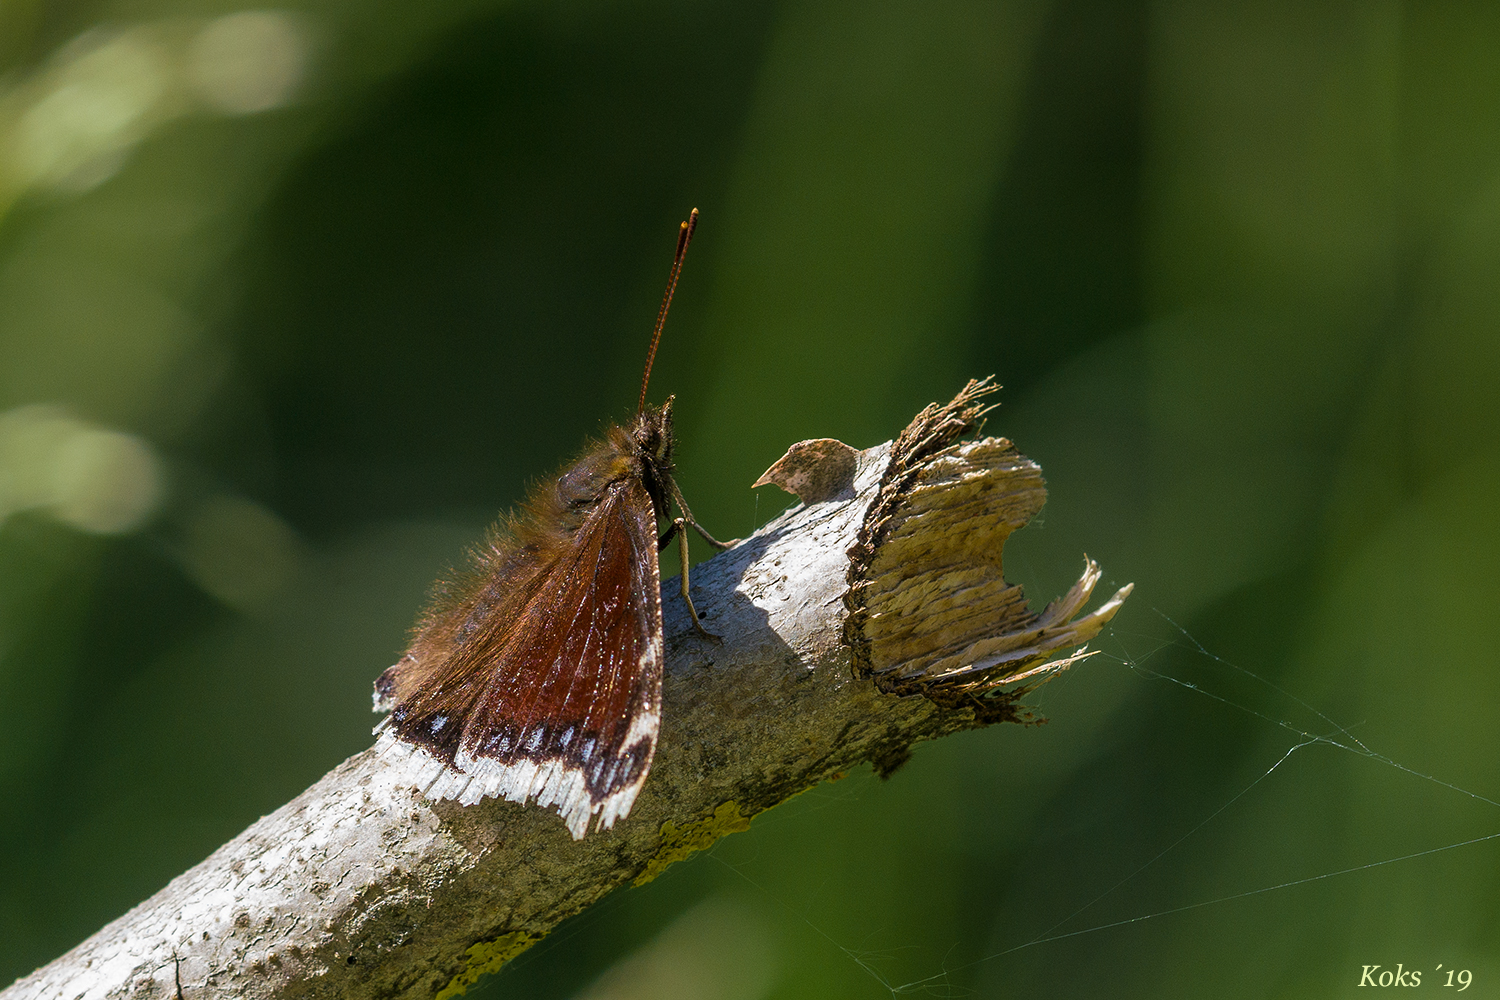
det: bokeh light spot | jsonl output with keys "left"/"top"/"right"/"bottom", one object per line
{"left": 0, "top": 405, "right": 163, "bottom": 534}
{"left": 186, "top": 11, "right": 310, "bottom": 116}
{"left": 49, "top": 427, "right": 162, "bottom": 534}
{"left": 12, "top": 30, "right": 171, "bottom": 192}
{"left": 178, "top": 493, "right": 303, "bottom": 611}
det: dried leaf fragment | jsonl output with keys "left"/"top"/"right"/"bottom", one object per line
{"left": 753, "top": 438, "right": 859, "bottom": 504}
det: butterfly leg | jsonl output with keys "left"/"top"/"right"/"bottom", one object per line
{"left": 673, "top": 517, "right": 721, "bottom": 641}
{"left": 684, "top": 517, "right": 737, "bottom": 550}
{"left": 669, "top": 482, "right": 740, "bottom": 549}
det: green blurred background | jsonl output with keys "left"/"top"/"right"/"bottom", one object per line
{"left": 3, "top": 0, "right": 1499, "bottom": 996}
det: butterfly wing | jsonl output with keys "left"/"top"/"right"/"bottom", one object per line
{"left": 374, "top": 472, "right": 663, "bottom": 839}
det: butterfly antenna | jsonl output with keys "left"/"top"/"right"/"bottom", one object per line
{"left": 637, "top": 208, "right": 698, "bottom": 414}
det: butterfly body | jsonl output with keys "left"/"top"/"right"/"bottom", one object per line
{"left": 373, "top": 402, "right": 678, "bottom": 839}
{"left": 374, "top": 210, "right": 724, "bottom": 840}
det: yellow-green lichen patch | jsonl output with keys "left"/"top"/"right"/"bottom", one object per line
{"left": 435, "top": 931, "right": 540, "bottom": 1000}
{"left": 633, "top": 801, "right": 752, "bottom": 887}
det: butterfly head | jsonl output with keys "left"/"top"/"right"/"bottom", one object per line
{"left": 631, "top": 397, "right": 676, "bottom": 520}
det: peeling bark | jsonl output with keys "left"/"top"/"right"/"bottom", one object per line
{"left": 4, "top": 384, "right": 1131, "bottom": 1000}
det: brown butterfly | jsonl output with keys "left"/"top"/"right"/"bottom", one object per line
{"left": 372, "top": 209, "right": 732, "bottom": 839}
